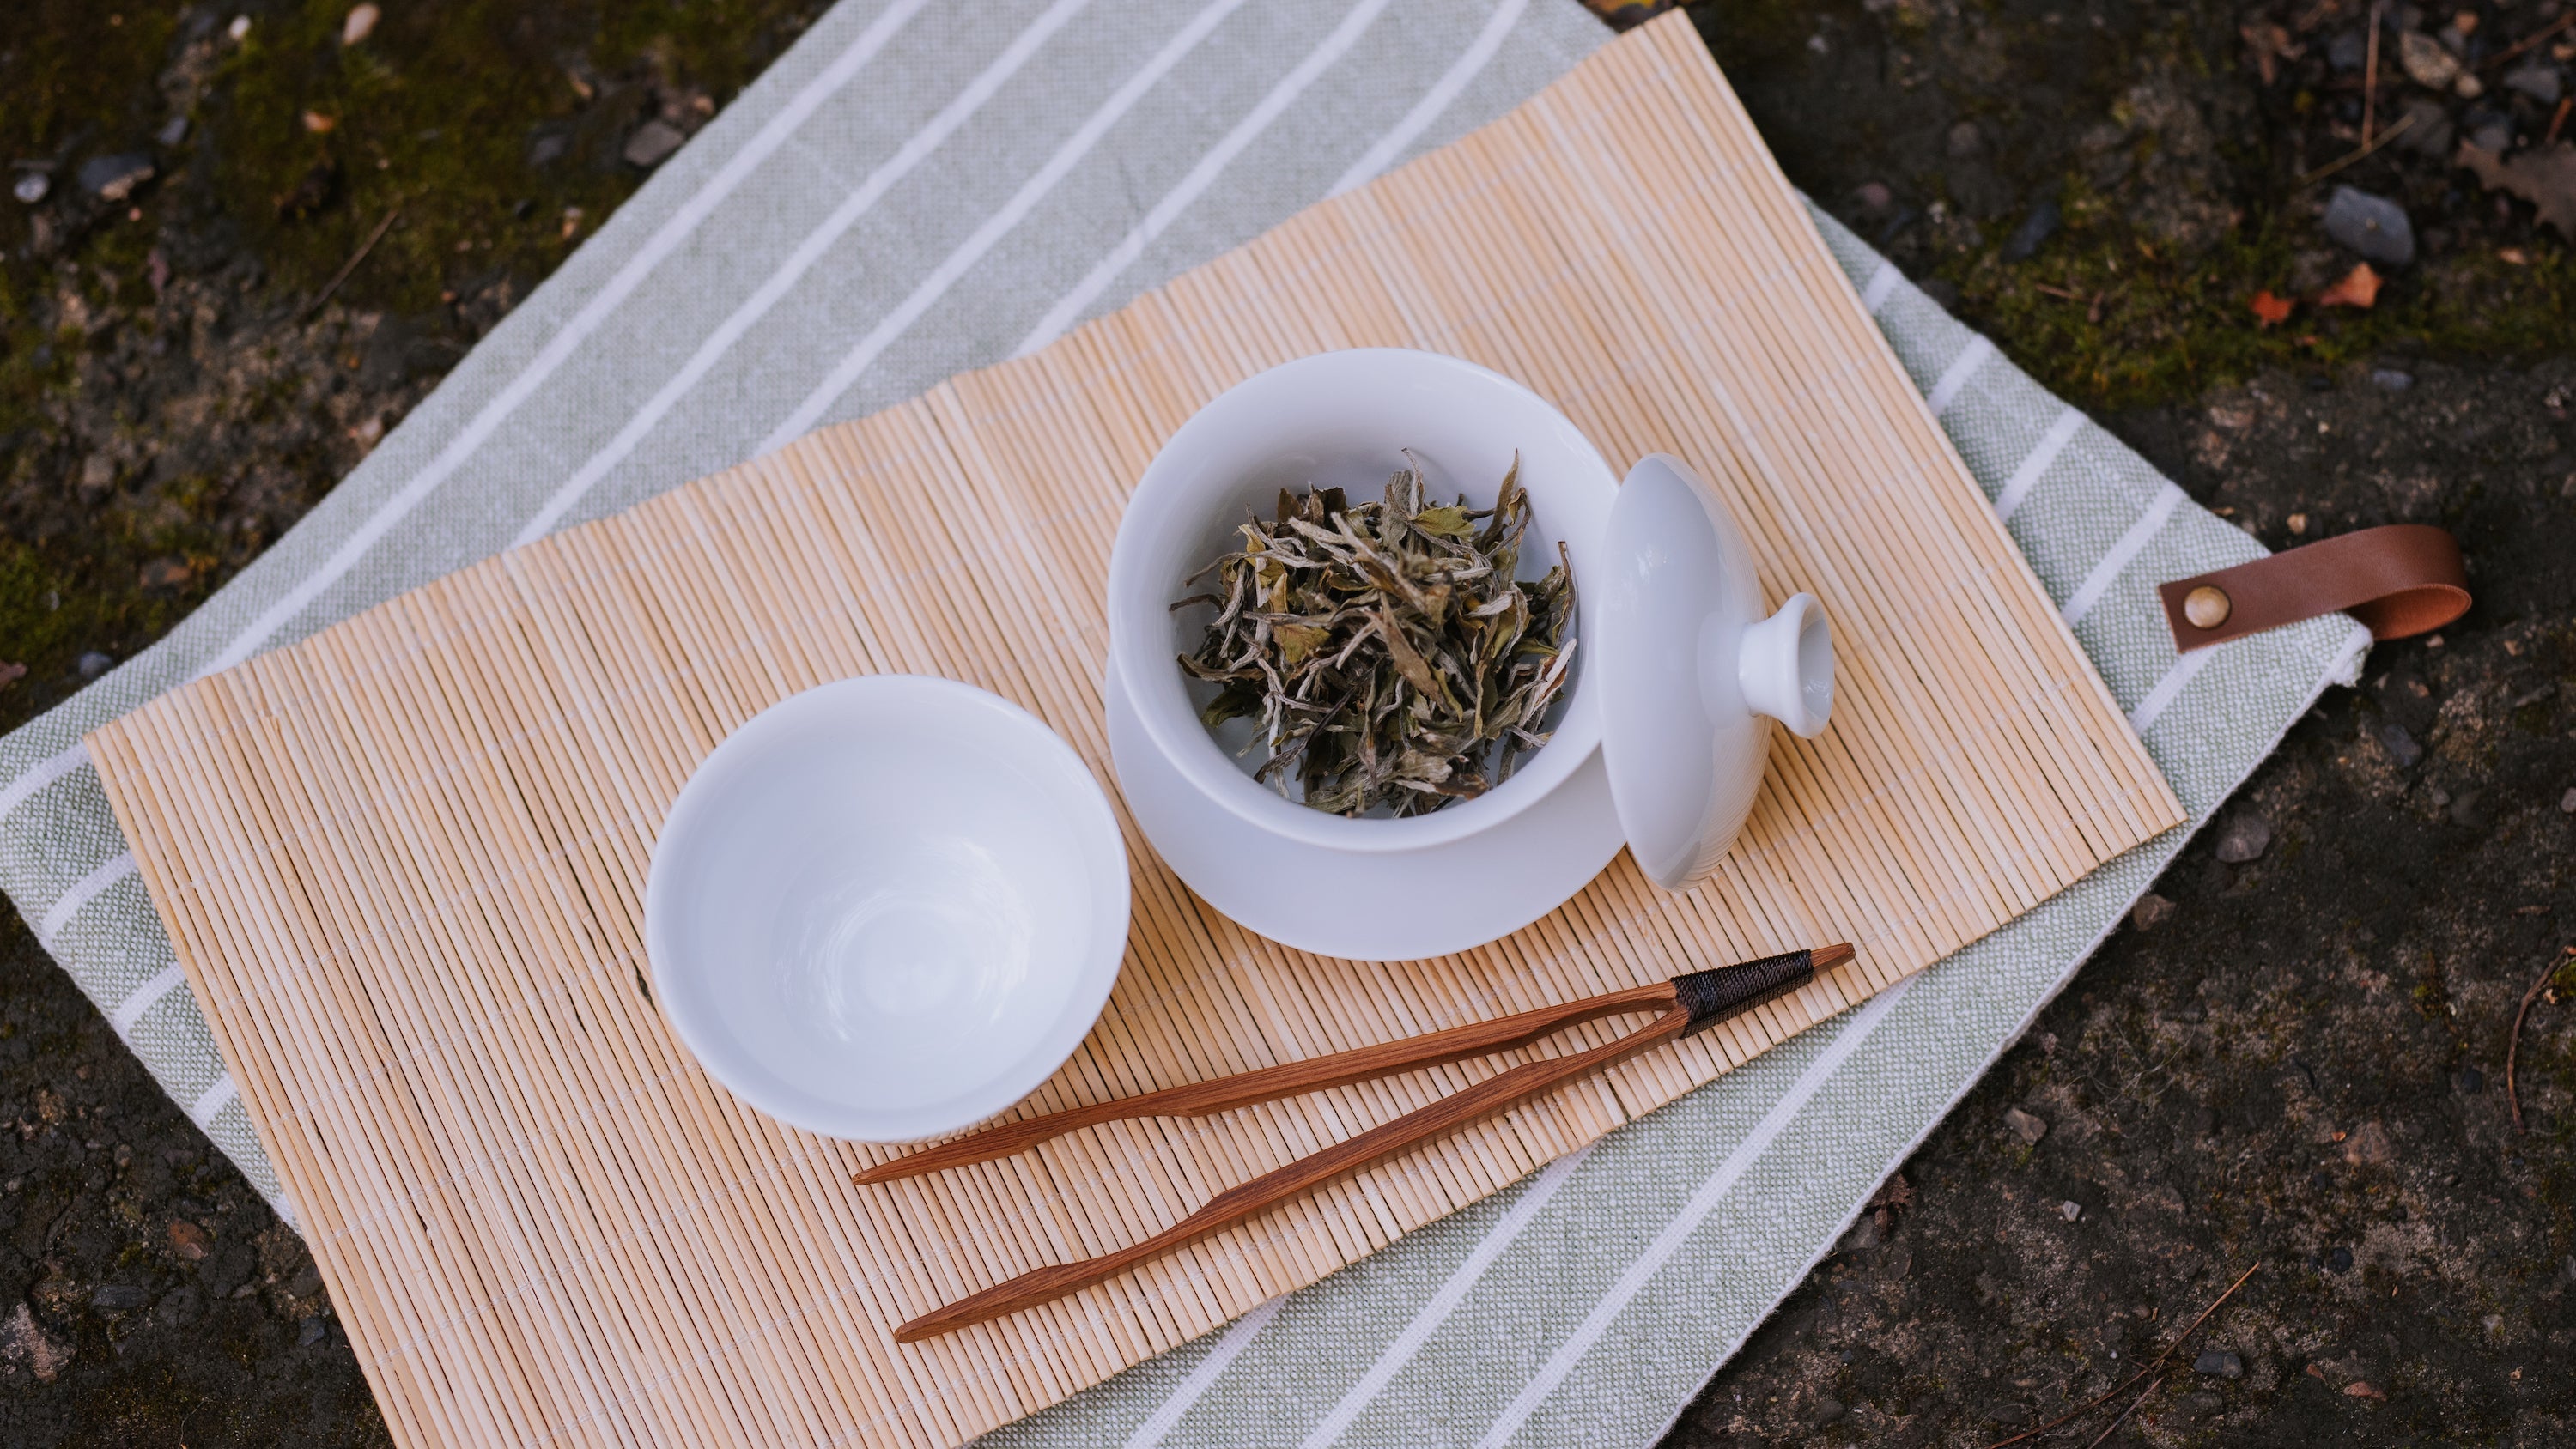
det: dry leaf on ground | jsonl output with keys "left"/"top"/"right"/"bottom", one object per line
{"left": 139, "top": 558, "right": 197, "bottom": 589}
{"left": 2456, "top": 142, "right": 2576, "bottom": 237}
{"left": 2318, "top": 262, "right": 2384, "bottom": 308}
{"left": 2250, "top": 289, "right": 2294, "bottom": 326}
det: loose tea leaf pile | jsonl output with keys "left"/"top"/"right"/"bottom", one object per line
{"left": 1176, "top": 455, "right": 1577, "bottom": 816}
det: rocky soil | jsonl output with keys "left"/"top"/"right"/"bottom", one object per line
{"left": 1, "top": 1, "right": 2570, "bottom": 1445}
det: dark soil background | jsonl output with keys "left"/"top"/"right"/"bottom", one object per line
{"left": 1, "top": 1, "right": 2570, "bottom": 1445}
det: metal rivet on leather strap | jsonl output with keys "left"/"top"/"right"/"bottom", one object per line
{"left": 2182, "top": 585, "right": 2232, "bottom": 629}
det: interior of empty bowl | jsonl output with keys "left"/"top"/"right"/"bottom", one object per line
{"left": 1109, "top": 349, "right": 1619, "bottom": 852}
{"left": 646, "top": 677, "right": 1128, "bottom": 1143}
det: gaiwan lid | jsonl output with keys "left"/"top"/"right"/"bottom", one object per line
{"left": 1594, "top": 455, "right": 1835, "bottom": 890}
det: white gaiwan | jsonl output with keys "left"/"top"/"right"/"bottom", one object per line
{"left": 1105, "top": 349, "right": 1833, "bottom": 961}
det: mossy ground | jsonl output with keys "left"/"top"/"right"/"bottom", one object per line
{"left": 0, "top": 0, "right": 826, "bottom": 732}
{"left": 1698, "top": 0, "right": 2576, "bottom": 413}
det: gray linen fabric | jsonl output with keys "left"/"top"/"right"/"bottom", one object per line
{"left": 0, "top": 1, "right": 2370, "bottom": 1442}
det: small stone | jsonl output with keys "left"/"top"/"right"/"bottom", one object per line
{"left": 623, "top": 119, "right": 686, "bottom": 169}
{"left": 155, "top": 114, "right": 190, "bottom": 148}
{"left": 298, "top": 1315, "right": 327, "bottom": 1346}
{"left": 2322, "top": 185, "right": 2416, "bottom": 266}
{"left": 2559, "top": 785, "right": 2575, "bottom": 814}
{"left": 2505, "top": 64, "right": 2564, "bottom": 104}
{"left": 76, "top": 651, "right": 114, "bottom": 682}
{"left": 2453, "top": 71, "right": 2484, "bottom": 99}
{"left": 2214, "top": 814, "right": 2271, "bottom": 864}
{"left": 284, "top": 1261, "right": 325, "bottom": 1300}
{"left": 2343, "top": 1119, "right": 2394, "bottom": 1166}
{"left": 1809, "top": 1394, "right": 1848, "bottom": 1427}
{"left": 2130, "top": 892, "right": 2175, "bottom": 932}
{"left": 2195, "top": 1349, "right": 2245, "bottom": 1379}
{"left": 1947, "top": 120, "right": 1984, "bottom": 158}
{"left": 1853, "top": 181, "right": 1893, "bottom": 214}
{"left": 2458, "top": 1064, "right": 2484, "bottom": 1094}
{"left": 228, "top": 14, "right": 252, "bottom": 41}
{"left": 2058, "top": 1200, "right": 2081, "bottom": 1222}
{"left": 2398, "top": 30, "right": 2461, "bottom": 89}
{"left": 91, "top": 1283, "right": 149, "bottom": 1312}
{"left": 343, "top": 3, "right": 381, "bottom": 45}
{"left": 2379, "top": 722, "right": 2423, "bottom": 767}
{"left": 2327, "top": 30, "right": 2367, "bottom": 71}
{"left": 2003, "top": 1106, "right": 2050, "bottom": 1145}
{"left": 167, "top": 1220, "right": 210, "bottom": 1261}
{"left": 1838, "top": 1215, "right": 1881, "bottom": 1253}
{"left": 2397, "top": 98, "right": 2455, "bottom": 156}
{"left": 2325, "top": 1245, "right": 2354, "bottom": 1273}
{"left": 2000, "top": 197, "right": 2060, "bottom": 263}
{"left": 2372, "top": 367, "right": 2414, "bottom": 391}
{"left": 2178, "top": 1390, "right": 2226, "bottom": 1418}
{"left": 527, "top": 131, "right": 569, "bottom": 168}
{"left": 2344, "top": 1379, "right": 2385, "bottom": 1399}
{"left": 13, "top": 171, "right": 50, "bottom": 204}
{"left": 76, "top": 152, "right": 155, "bottom": 203}
{"left": 0, "top": 1303, "right": 73, "bottom": 1382}
{"left": 2467, "top": 115, "right": 2515, "bottom": 153}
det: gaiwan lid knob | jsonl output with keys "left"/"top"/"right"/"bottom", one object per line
{"left": 1595, "top": 455, "right": 1835, "bottom": 890}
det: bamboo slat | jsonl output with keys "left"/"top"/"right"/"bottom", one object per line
{"left": 86, "top": 18, "right": 2181, "bottom": 1447}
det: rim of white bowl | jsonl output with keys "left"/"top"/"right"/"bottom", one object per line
{"left": 642, "top": 675, "right": 1130, "bottom": 1143}
{"left": 1107, "top": 349, "right": 1617, "bottom": 855}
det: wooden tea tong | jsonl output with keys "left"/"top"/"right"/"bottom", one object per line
{"left": 860, "top": 942, "right": 1852, "bottom": 1343}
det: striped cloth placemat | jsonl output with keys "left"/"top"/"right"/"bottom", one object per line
{"left": 1, "top": 3, "right": 2369, "bottom": 1444}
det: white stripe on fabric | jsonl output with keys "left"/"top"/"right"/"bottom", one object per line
{"left": 1993, "top": 406, "right": 2083, "bottom": 523}
{"left": 0, "top": 740, "right": 88, "bottom": 830}
{"left": 1469, "top": 980, "right": 1911, "bottom": 1449}
{"left": 1327, "top": 0, "right": 1527, "bottom": 197}
{"left": 1122, "top": 1295, "right": 1285, "bottom": 1449}
{"left": 1857, "top": 260, "right": 1900, "bottom": 316}
{"left": 109, "top": 961, "right": 190, "bottom": 1035}
{"left": 756, "top": 0, "right": 1253, "bottom": 455}
{"left": 518, "top": 0, "right": 1096, "bottom": 544}
{"left": 189, "top": 1073, "right": 240, "bottom": 1127}
{"left": 1925, "top": 335, "right": 1994, "bottom": 417}
{"left": 35, "top": 850, "right": 137, "bottom": 949}
{"left": 1012, "top": 0, "right": 1396, "bottom": 356}
{"left": 2059, "top": 482, "right": 2182, "bottom": 628}
{"left": 189, "top": 0, "right": 933, "bottom": 674}
{"left": 2126, "top": 646, "right": 2214, "bottom": 735}
{"left": 1298, "top": 1143, "right": 1592, "bottom": 1449}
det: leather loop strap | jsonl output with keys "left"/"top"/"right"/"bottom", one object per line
{"left": 2159, "top": 524, "right": 2468, "bottom": 653}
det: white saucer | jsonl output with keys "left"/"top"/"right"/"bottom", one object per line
{"left": 1107, "top": 661, "right": 1624, "bottom": 961}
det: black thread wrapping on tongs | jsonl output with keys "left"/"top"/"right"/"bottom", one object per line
{"left": 1673, "top": 949, "right": 1817, "bottom": 1037}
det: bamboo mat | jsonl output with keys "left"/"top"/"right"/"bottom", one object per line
{"left": 86, "top": 20, "right": 2180, "bottom": 1449}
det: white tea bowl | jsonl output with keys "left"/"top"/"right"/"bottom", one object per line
{"left": 645, "top": 676, "right": 1130, "bottom": 1143}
